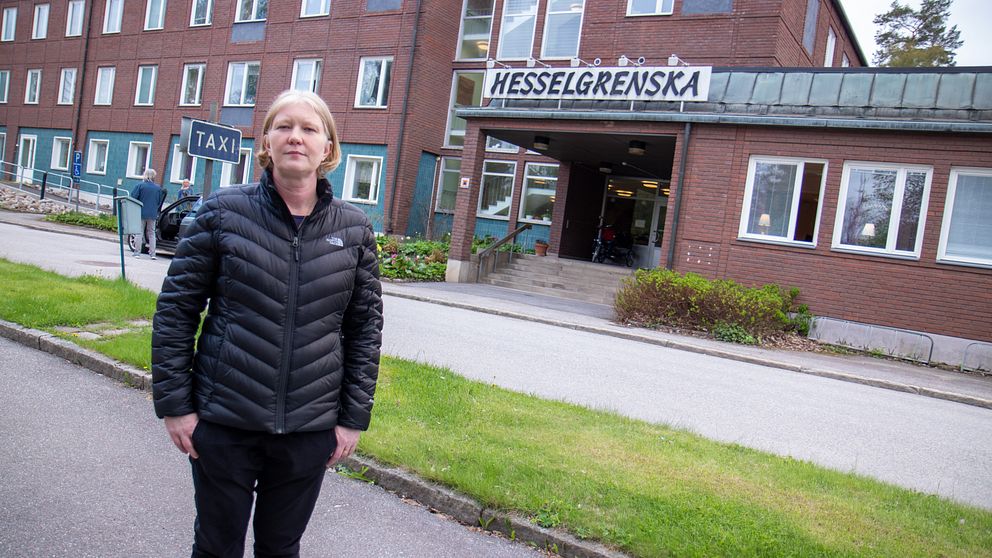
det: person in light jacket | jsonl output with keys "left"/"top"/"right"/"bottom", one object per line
{"left": 130, "top": 168, "right": 165, "bottom": 259}
{"left": 152, "top": 90, "right": 383, "bottom": 558}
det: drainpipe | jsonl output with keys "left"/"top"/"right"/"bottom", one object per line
{"left": 70, "top": 0, "right": 95, "bottom": 170}
{"left": 382, "top": 0, "right": 424, "bottom": 235}
{"left": 665, "top": 122, "right": 692, "bottom": 270}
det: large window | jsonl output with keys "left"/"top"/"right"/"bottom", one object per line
{"left": 802, "top": 0, "right": 819, "bottom": 54}
{"left": 190, "top": 0, "right": 212, "bottom": 26}
{"left": 300, "top": 0, "right": 329, "bottom": 17}
{"left": 225, "top": 61, "right": 260, "bottom": 106}
{"left": 180, "top": 63, "right": 205, "bottom": 105}
{"left": 478, "top": 160, "right": 516, "bottom": 218}
{"left": 0, "top": 71, "right": 9, "bottom": 103}
{"left": 58, "top": 68, "right": 76, "bottom": 104}
{"left": 457, "top": 0, "right": 494, "bottom": 60}
{"left": 486, "top": 137, "right": 517, "bottom": 153}
{"left": 104, "top": 0, "right": 123, "bottom": 33}
{"left": 738, "top": 156, "right": 826, "bottom": 245}
{"left": 86, "top": 139, "right": 109, "bottom": 174}
{"left": 25, "top": 69, "right": 42, "bottom": 105}
{"left": 2, "top": 7, "right": 17, "bottom": 41}
{"left": 145, "top": 0, "right": 166, "bottom": 30}
{"left": 221, "top": 148, "right": 252, "bottom": 186}
{"left": 32, "top": 4, "right": 49, "bottom": 40}
{"left": 236, "top": 0, "right": 267, "bottom": 22}
{"left": 832, "top": 162, "right": 932, "bottom": 258}
{"left": 626, "top": 0, "right": 674, "bottom": 16}
{"left": 497, "top": 0, "right": 538, "bottom": 60}
{"left": 291, "top": 58, "right": 321, "bottom": 93}
{"left": 170, "top": 144, "right": 198, "bottom": 183}
{"left": 938, "top": 168, "right": 992, "bottom": 267}
{"left": 541, "top": 0, "right": 584, "bottom": 59}
{"left": 343, "top": 155, "right": 382, "bottom": 204}
{"left": 127, "top": 141, "right": 152, "bottom": 179}
{"left": 355, "top": 57, "right": 392, "bottom": 108}
{"left": 95, "top": 67, "right": 115, "bottom": 105}
{"left": 824, "top": 27, "right": 837, "bottom": 67}
{"left": 65, "top": 0, "right": 84, "bottom": 36}
{"left": 445, "top": 71, "right": 484, "bottom": 147}
{"left": 519, "top": 163, "right": 557, "bottom": 222}
{"left": 135, "top": 65, "right": 158, "bottom": 106}
{"left": 435, "top": 157, "right": 461, "bottom": 212}
{"left": 51, "top": 137, "right": 71, "bottom": 170}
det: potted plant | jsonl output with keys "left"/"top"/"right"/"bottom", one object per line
{"left": 534, "top": 239, "right": 549, "bottom": 256}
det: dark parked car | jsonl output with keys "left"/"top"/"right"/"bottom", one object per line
{"left": 129, "top": 195, "right": 201, "bottom": 256}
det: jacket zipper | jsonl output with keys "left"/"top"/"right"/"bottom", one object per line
{"left": 275, "top": 232, "right": 302, "bottom": 434}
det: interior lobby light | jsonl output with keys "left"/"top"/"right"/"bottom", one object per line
{"left": 599, "top": 162, "right": 613, "bottom": 174}
{"left": 628, "top": 140, "right": 646, "bottom": 156}
{"left": 642, "top": 181, "right": 658, "bottom": 189}
{"left": 533, "top": 135, "right": 550, "bottom": 151}
{"left": 861, "top": 223, "right": 877, "bottom": 238}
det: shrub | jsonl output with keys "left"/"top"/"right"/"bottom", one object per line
{"left": 712, "top": 322, "right": 757, "bottom": 345}
{"left": 44, "top": 211, "right": 118, "bottom": 232}
{"left": 377, "top": 236, "right": 449, "bottom": 281}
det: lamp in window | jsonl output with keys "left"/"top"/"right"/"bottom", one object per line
{"left": 599, "top": 162, "right": 613, "bottom": 174}
{"left": 860, "top": 223, "right": 876, "bottom": 238}
{"left": 628, "top": 140, "right": 646, "bottom": 156}
{"left": 533, "top": 135, "right": 550, "bottom": 151}
{"left": 758, "top": 213, "right": 771, "bottom": 234}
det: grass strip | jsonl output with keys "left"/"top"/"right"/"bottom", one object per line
{"left": 0, "top": 257, "right": 989, "bottom": 557}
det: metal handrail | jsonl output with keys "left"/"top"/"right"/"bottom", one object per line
{"left": 961, "top": 342, "right": 992, "bottom": 375}
{"left": 475, "top": 222, "right": 533, "bottom": 281}
{"left": 825, "top": 318, "right": 935, "bottom": 365}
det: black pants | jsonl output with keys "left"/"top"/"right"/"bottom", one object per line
{"left": 189, "top": 420, "right": 336, "bottom": 558}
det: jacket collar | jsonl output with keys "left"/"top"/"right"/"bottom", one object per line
{"left": 258, "top": 168, "right": 334, "bottom": 220}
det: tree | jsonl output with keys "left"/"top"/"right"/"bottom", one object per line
{"left": 873, "top": 0, "right": 963, "bottom": 67}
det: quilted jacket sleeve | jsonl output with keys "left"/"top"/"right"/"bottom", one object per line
{"left": 336, "top": 220, "right": 383, "bottom": 431}
{"left": 151, "top": 197, "right": 220, "bottom": 418}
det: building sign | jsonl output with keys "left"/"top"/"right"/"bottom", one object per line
{"left": 484, "top": 66, "right": 712, "bottom": 102}
{"left": 180, "top": 117, "right": 243, "bottom": 164}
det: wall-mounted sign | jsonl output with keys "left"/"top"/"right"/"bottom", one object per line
{"left": 484, "top": 66, "right": 711, "bottom": 102}
{"left": 459, "top": 177, "right": 471, "bottom": 189}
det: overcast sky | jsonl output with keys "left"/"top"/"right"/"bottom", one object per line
{"left": 837, "top": 0, "right": 990, "bottom": 66}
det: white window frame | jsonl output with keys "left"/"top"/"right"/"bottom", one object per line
{"left": 477, "top": 159, "right": 516, "bottom": 220}
{"left": 126, "top": 141, "right": 152, "bottom": 179}
{"left": 86, "top": 139, "right": 109, "bottom": 174}
{"left": 224, "top": 61, "right": 260, "bottom": 106}
{"left": 235, "top": 0, "right": 267, "bottom": 22}
{"left": 937, "top": 167, "right": 992, "bottom": 268}
{"left": 170, "top": 143, "right": 199, "bottom": 184}
{"left": 291, "top": 58, "right": 322, "bottom": 93}
{"left": 841, "top": 53, "right": 851, "bottom": 67}
{"left": 737, "top": 156, "right": 828, "bottom": 247}
{"left": 2, "top": 7, "right": 17, "bottom": 42}
{"left": 220, "top": 148, "right": 252, "bottom": 187}
{"left": 32, "top": 4, "right": 49, "bottom": 40}
{"left": 824, "top": 27, "right": 837, "bottom": 67}
{"left": 65, "top": 0, "right": 84, "bottom": 37}
{"left": 0, "top": 133, "right": 6, "bottom": 162}
{"left": 24, "top": 69, "right": 42, "bottom": 105}
{"left": 626, "top": 0, "right": 674, "bottom": 17}
{"left": 342, "top": 155, "right": 383, "bottom": 204}
{"left": 0, "top": 70, "right": 9, "bottom": 103}
{"left": 145, "top": 0, "right": 166, "bottom": 30}
{"left": 95, "top": 66, "right": 115, "bottom": 105}
{"left": 496, "top": 0, "right": 538, "bottom": 60}
{"left": 180, "top": 63, "right": 206, "bottom": 106}
{"left": 540, "top": 0, "right": 585, "bottom": 59}
{"left": 300, "top": 0, "right": 330, "bottom": 18}
{"left": 104, "top": 0, "right": 123, "bottom": 33}
{"left": 51, "top": 137, "right": 72, "bottom": 171}
{"left": 58, "top": 68, "right": 76, "bottom": 104}
{"left": 354, "top": 56, "right": 392, "bottom": 108}
{"left": 518, "top": 162, "right": 558, "bottom": 223}
{"left": 831, "top": 161, "right": 933, "bottom": 259}
{"left": 486, "top": 136, "right": 518, "bottom": 153}
{"left": 444, "top": 70, "right": 485, "bottom": 148}
{"left": 134, "top": 65, "right": 158, "bottom": 106}
{"left": 456, "top": 0, "right": 494, "bottom": 61}
{"left": 435, "top": 156, "right": 461, "bottom": 213}
{"left": 190, "top": 0, "right": 212, "bottom": 26}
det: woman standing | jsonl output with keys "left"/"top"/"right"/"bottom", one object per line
{"left": 152, "top": 90, "right": 383, "bottom": 558}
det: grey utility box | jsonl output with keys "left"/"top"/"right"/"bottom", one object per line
{"left": 116, "top": 196, "right": 144, "bottom": 236}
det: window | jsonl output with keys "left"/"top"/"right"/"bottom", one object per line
{"left": 0, "top": 70, "right": 9, "bottom": 103}
{"left": 354, "top": 57, "right": 392, "bottom": 108}
{"left": 190, "top": 0, "right": 212, "bottom": 26}
{"left": 236, "top": 0, "right": 267, "bottom": 22}
{"left": 25, "top": 69, "right": 41, "bottom": 104}
{"left": 33, "top": 4, "right": 49, "bottom": 40}
{"left": 127, "top": 141, "right": 152, "bottom": 178}
{"left": 497, "top": 0, "right": 537, "bottom": 60}
{"left": 445, "top": 71, "right": 484, "bottom": 147}
{"left": 145, "top": 0, "right": 166, "bottom": 30}
{"left": 626, "top": 0, "right": 674, "bottom": 16}
{"left": 520, "top": 163, "right": 557, "bottom": 222}
{"left": 457, "top": 0, "right": 494, "bottom": 60}
{"left": 832, "top": 162, "right": 932, "bottom": 258}
{"left": 0, "top": 133, "right": 6, "bottom": 162}
{"left": 842, "top": 53, "right": 851, "bottom": 67}
{"left": 65, "top": 0, "right": 84, "bottom": 36}
{"left": 343, "top": 155, "right": 383, "bottom": 203}
{"left": 486, "top": 137, "right": 517, "bottom": 153}
{"left": 51, "top": 137, "right": 71, "bottom": 170}
{"left": 87, "top": 139, "right": 109, "bottom": 174}
{"left": 104, "top": 0, "right": 123, "bottom": 33}
{"left": 291, "top": 58, "right": 321, "bottom": 93}
{"left": 478, "top": 160, "right": 515, "bottom": 218}
{"left": 135, "top": 65, "right": 157, "bottom": 106}
{"left": 938, "top": 168, "right": 992, "bottom": 267}
{"left": 542, "top": 0, "right": 584, "bottom": 58}
{"left": 58, "top": 68, "right": 76, "bottom": 104}
{"left": 738, "top": 157, "right": 826, "bottom": 245}
{"left": 170, "top": 144, "right": 198, "bottom": 183}
{"left": 225, "top": 61, "right": 260, "bottom": 106}
{"left": 435, "top": 157, "right": 461, "bottom": 212}
{"left": 221, "top": 148, "right": 252, "bottom": 186}
{"left": 824, "top": 27, "right": 836, "bottom": 67}
{"left": 95, "top": 67, "right": 115, "bottom": 105}
{"left": 802, "top": 0, "right": 818, "bottom": 54}
{"left": 300, "top": 0, "right": 329, "bottom": 17}
{"left": 367, "top": 0, "right": 401, "bottom": 10}
{"left": 2, "top": 7, "right": 16, "bottom": 42}
{"left": 180, "top": 63, "right": 205, "bottom": 105}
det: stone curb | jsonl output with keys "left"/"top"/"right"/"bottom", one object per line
{"left": 381, "top": 288, "right": 992, "bottom": 411}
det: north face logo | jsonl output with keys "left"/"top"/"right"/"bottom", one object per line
{"left": 326, "top": 236, "right": 344, "bottom": 247}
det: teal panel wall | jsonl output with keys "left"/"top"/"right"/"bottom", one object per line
{"left": 81, "top": 130, "right": 153, "bottom": 192}
{"left": 473, "top": 218, "right": 549, "bottom": 249}
{"left": 431, "top": 213, "right": 453, "bottom": 239}
{"left": 13, "top": 127, "right": 73, "bottom": 184}
{"left": 328, "top": 143, "right": 388, "bottom": 232}
{"left": 405, "top": 152, "right": 439, "bottom": 237}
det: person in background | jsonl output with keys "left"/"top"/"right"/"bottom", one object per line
{"left": 178, "top": 178, "right": 193, "bottom": 199}
{"left": 152, "top": 90, "right": 383, "bottom": 558}
{"left": 130, "top": 168, "right": 165, "bottom": 260}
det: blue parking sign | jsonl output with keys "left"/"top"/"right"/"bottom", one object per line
{"left": 72, "top": 150, "right": 82, "bottom": 178}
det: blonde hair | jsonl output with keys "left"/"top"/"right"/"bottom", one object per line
{"left": 256, "top": 90, "right": 342, "bottom": 176}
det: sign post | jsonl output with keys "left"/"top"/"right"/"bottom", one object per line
{"left": 180, "top": 112, "right": 241, "bottom": 199}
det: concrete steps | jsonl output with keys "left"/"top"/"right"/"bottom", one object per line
{"left": 478, "top": 255, "right": 634, "bottom": 306}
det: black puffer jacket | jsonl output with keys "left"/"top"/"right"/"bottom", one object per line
{"left": 152, "top": 170, "right": 383, "bottom": 434}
